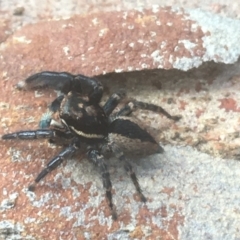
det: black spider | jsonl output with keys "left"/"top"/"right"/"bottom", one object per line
{"left": 2, "top": 71, "right": 180, "bottom": 220}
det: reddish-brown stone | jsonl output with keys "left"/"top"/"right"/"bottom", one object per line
{"left": 0, "top": 18, "right": 11, "bottom": 43}
{"left": 0, "top": 8, "right": 205, "bottom": 84}
{"left": 2, "top": 6, "right": 237, "bottom": 240}
{"left": 219, "top": 97, "right": 240, "bottom": 112}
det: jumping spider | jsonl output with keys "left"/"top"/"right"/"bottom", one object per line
{"left": 2, "top": 71, "right": 180, "bottom": 220}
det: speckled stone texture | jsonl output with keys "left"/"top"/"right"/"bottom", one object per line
{"left": 1, "top": 7, "right": 240, "bottom": 78}
{"left": 1, "top": 5, "right": 240, "bottom": 240}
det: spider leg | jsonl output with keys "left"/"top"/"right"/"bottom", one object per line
{"left": 115, "top": 100, "right": 181, "bottom": 121}
{"left": 29, "top": 139, "right": 80, "bottom": 191}
{"left": 2, "top": 129, "right": 73, "bottom": 143}
{"left": 108, "top": 116, "right": 164, "bottom": 154}
{"left": 16, "top": 71, "right": 74, "bottom": 92}
{"left": 87, "top": 148, "right": 117, "bottom": 220}
{"left": 2, "top": 129, "right": 56, "bottom": 140}
{"left": 17, "top": 71, "right": 103, "bottom": 103}
{"left": 103, "top": 90, "right": 126, "bottom": 116}
{"left": 108, "top": 141, "right": 147, "bottom": 202}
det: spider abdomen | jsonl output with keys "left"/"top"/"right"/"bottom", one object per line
{"left": 108, "top": 117, "right": 164, "bottom": 157}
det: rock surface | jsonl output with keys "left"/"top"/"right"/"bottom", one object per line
{"left": 1, "top": 5, "right": 240, "bottom": 240}
{"left": 1, "top": 7, "right": 240, "bottom": 78}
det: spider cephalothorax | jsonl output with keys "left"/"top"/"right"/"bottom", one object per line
{"left": 2, "top": 71, "right": 181, "bottom": 220}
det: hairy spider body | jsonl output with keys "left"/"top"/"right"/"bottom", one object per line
{"left": 2, "top": 71, "right": 180, "bottom": 220}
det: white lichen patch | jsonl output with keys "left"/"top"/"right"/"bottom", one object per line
{"left": 99, "top": 28, "right": 108, "bottom": 37}
{"left": 0, "top": 221, "right": 26, "bottom": 240}
{"left": 173, "top": 56, "right": 203, "bottom": 70}
{"left": 2, "top": 188, "right": 7, "bottom": 196}
{"left": 150, "top": 31, "right": 157, "bottom": 37}
{"left": 141, "top": 54, "right": 147, "bottom": 58}
{"left": 2, "top": 71, "right": 8, "bottom": 77}
{"left": 33, "top": 192, "right": 54, "bottom": 208}
{"left": 59, "top": 206, "right": 73, "bottom": 221}
{"left": 129, "top": 42, "right": 134, "bottom": 48}
{"left": 160, "top": 41, "right": 167, "bottom": 49}
{"left": 152, "top": 5, "right": 160, "bottom": 14}
{"left": 122, "top": 12, "right": 128, "bottom": 20}
{"left": 190, "top": 23, "right": 200, "bottom": 33}
{"left": 115, "top": 69, "right": 124, "bottom": 73}
{"left": 92, "top": 18, "right": 99, "bottom": 25}
{"left": 127, "top": 66, "right": 134, "bottom": 71}
{"left": 24, "top": 217, "right": 36, "bottom": 224}
{"left": 166, "top": 22, "right": 173, "bottom": 26}
{"left": 61, "top": 23, "right": 73, "bottom": 28}
{"left": 117, "top": 50, "right": 125, "bottom": 55}
{"left": 94, "top": 66, "right": 100, "bottom": 72}
{"left": 7, "top": 148, "right": 25, "bottom": 162}
{"left": 88, "top": 47, "right": 94, "bottom": 51}
{"left": 178, "top": 40, "right": 197, "bottom": 55}
{"left": 81, "top": 54, "right": 85, "bottom": 60}
{"left": 141, "top": 63, "right": 149, "bottom": 68}
{"left": 151, "top": 50, "right": 163, "bottom": 65}
{"left": 63, "top": 46, "right": 70, "bottom": 56}
{"left": 13, "top": 36, "right": 32, "bottom": 44}
{"left": 0, "top": 193, "right": 18, "bottom": 211}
